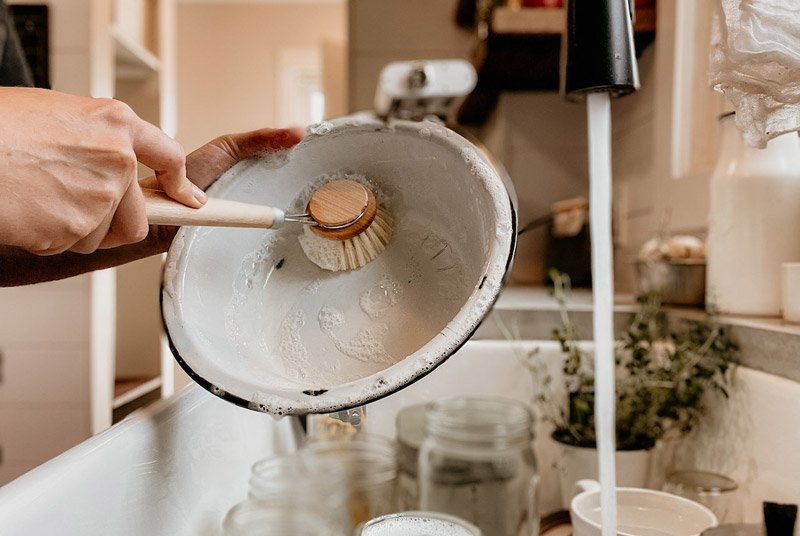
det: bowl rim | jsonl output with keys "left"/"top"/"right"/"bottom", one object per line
{"left": 160, "top": 115, "right": 517, "bottom": 415}
{"left": 571, "top": 486, "right": 718, "bottom": 535}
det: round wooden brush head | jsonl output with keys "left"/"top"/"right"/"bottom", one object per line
{"left": 307, "top": 179, "right": 378, "bottom": 240}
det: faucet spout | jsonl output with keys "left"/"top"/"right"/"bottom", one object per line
{"left": 561, "top": 0, "right": 640, "bottom": 100}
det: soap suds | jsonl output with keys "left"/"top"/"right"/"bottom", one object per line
{"left": 363, "top": 515, "right": 478, "bottom": 536}
{"left": 298, "top": 226, "right": 347, "bottom": 271}
{"left": 318, "top": 305, "right": 394, "bottom": 364}
{"left": 279, "top": 308, "right": 309, "bottom": 379}
{"left": 359, "top": 275, "right": 402, "bottom": 318}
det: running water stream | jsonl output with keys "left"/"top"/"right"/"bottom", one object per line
{"left": 586, "top": 92, "right": 617, "bottom": 536}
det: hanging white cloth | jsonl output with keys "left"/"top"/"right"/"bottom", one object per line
{"left": 710, "top": 0, "right": 800, "bottom": 147}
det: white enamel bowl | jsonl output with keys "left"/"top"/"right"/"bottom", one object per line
{"left": 161, "top": 115, "right": 516, "bottom": 415}
{"left": 571, "top": 480, "right": 718, "bottom": 536}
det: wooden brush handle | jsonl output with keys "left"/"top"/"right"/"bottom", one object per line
{"left": 143, "top": 188, "right": 285, "bottom": 229}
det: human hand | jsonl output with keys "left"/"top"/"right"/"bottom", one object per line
{"left": 138, "top": 127, "right": 305, "bottom": 251}
{"left": 0, "top": 126, "right": 304, "bottom": 287}
{"left": 139, "top": 126, "right": 304, "bottom": 192}
{"left": 0, "top": 88, "right": 201, "bottom": 255}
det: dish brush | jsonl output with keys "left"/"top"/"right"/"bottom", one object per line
{"left": 143, "top": 178, "right": 392, "bottom": 272}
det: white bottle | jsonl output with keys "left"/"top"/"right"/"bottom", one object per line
{"left": 707, "top": 113, "right": 800, "bottom": 315}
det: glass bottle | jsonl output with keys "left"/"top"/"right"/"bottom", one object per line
{"left": 302, "top": 435, "right": 398, "bottom": 527}
{"left": 707, "top": 112, "right": 800, "bottom": 315}
{"left": 418, "top": 397, "right": 539, "bottom": 536}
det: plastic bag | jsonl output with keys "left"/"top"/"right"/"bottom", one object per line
{"left": 710, "top": 0, "right": 800, "bottom": 147}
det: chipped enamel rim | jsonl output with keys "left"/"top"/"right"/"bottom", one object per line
{"left": 161, "top": 114, "right": 517, "bottom": 415}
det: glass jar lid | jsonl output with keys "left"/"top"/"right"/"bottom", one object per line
{"left": 425, "top": 397, "right": 533, "bottom": 447}
{"left": 666, "top": 470, "right": 738, "bottom": 494}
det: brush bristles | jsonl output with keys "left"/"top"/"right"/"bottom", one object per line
{"left": 299, "top": 207, "right": 393, "bottom": 271}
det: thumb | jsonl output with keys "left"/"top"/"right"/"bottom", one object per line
{"left": 131, "top": 118, "right": 206, "bottom": 208}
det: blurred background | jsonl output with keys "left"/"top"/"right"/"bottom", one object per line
{"left": 1, "top": 0, "right": 731, "bottom": 485}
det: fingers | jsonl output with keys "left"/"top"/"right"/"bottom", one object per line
{"left": 68, "top": 210, "right": 116, "bottom": 254}
{"left": 131, "top": 119, "right": 206, "bottom": 208}
{"left": 221, "top": 127, "right": 306, "bottom": 159}
{"left": 66, "top": 182, "right": 148, "bottom": 253}
{"left": 186, "top": 127, "right": 304, "bottom": 190}
{"left": 99, "top": 180, "right": 149, "bottom": 249}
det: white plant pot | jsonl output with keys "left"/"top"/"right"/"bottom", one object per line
{"left": 556, "top": 440, "right": 652, "bottom": 509}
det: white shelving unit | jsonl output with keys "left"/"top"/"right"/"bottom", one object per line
{"left": 0, "top": 0, "right": 176, "bottom": 486}
{"left": 109, "top": 0, "right": 176, "bottom": 425}
{"left": 112, "top": 26, "right": 162, "bottom": 80}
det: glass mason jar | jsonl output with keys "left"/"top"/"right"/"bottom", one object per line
{"left": 248, "top": 452, "right": 351, "bottom": 532}
{"left": 395, "top": 404, "right": 427, "bottom": 511}
{"left": 302, "top": 435, "right": 398, "bottom": 527}
{"left": 222, "top": 499, "right": 347, "bottom": 536}
{"left": 418, "top": 397, "right": 539, "bottom": 536}
{"left": 662, "top": 470, "right": 741, "bottom": 524}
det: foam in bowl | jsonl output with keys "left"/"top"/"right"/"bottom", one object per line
{"left": 361, "top": 513, "right": 480, "bottom": 536}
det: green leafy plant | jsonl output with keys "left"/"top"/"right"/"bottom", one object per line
{"left": 506, "top": 270, "right": 737, "bottom": 451}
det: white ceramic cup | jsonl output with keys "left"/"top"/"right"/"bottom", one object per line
{"left": 570, "top": 479, "right": 718, "bottom": 536}
{"left": 782, "top": 263, "right": 800, "bottom": 323}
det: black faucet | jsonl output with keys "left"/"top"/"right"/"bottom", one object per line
{"left": 561, "top": 0, "right": 640, "bottom": 100}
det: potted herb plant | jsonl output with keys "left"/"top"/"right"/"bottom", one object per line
{"left": 505, "top": 270, "right": 737, "bottom": 508}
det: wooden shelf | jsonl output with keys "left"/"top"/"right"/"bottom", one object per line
{"left": 491, "top": 5, "right": 656, "bottom": 35}
{"left": 492, "top": 6, "right": 565, "bottom": 34}
{"left": 456, "top": 5, "right": 657, "bottom": 124}
{"left": 113, "top": 26, "right": 161, "bottom": 80}
{"left": 113, "top": 376, "right": 162, "bottom": 409}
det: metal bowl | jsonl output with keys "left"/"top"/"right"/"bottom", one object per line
{"left": 636, "top": 260, "right": 706, "bottom": 306}
{"left": 161, "top": 114, "right": 516, "bottom": 415}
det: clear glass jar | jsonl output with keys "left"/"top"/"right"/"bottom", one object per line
{"left": 248, "top": 452, "right": 351, "bottom": 532}
{"left": 418, "top": 397, "right": 539, "bottom": 536}
{"left": 302, "top": 435, "right": 398, "bottom": 527}
{"left": 395, "top": 404, "right": 427, "bottom": 510}
{"left": 222, "top": 499, "right": 346, "bottom": 536}
{"left": 358, "top": 511, "right": 482, "bottom": 536}
{"left": 662, "top": 470, "right": 741, "bottom": 524}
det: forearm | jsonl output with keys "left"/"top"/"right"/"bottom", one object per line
{"left": 0, "top": 225, "right": 177, "bottom": 287}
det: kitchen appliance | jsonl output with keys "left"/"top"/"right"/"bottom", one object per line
{"left": 161, "top": 60, "right": 517, "bottom": 416}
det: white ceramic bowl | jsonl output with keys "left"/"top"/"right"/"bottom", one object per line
{"left": 571, "top": 482, "right": 718, "bottom": 536}
{"left": 161, "top": 115, "right": 516, "bottom": 415}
